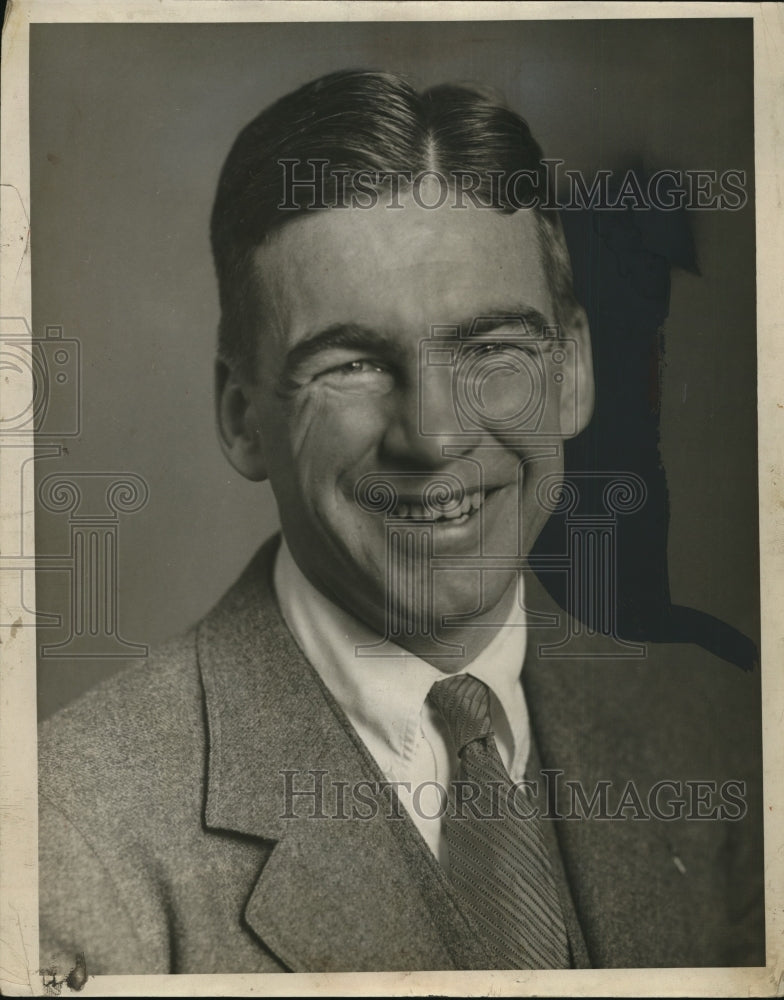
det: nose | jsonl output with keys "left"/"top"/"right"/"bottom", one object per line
{"left": 379, "top": 364, "right": 471, "bottom": 468}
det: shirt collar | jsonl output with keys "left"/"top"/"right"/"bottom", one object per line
{"left": 273, "top": 537, "right": 528, "bottom": 768}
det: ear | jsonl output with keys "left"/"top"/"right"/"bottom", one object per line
{"left": 214, "top": 358, "right": 268, "bottom": 482}
{"left": 559, "top": 304, "right": 595, "bottom": 438}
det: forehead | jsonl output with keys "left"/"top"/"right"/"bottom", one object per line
{"left": 251, "top": 198, "right": 551, "bottom": 347}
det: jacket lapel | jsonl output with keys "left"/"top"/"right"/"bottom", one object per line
{"left": 195, "top": 538, "right": 459, "bottom": 972}
{"left": 520, "top": 567, "right": 696, "bottom": 966}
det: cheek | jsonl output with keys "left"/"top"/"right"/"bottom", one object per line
{"left": 278, "top": 388, "right": 390, "bottom": 490}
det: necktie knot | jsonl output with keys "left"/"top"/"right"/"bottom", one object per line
{"left": 428, "top": 673, "right": 492, "bottom": 757}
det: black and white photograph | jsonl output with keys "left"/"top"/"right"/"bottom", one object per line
{"left": 0, "top": 2, "right": 782, "bottom": 996}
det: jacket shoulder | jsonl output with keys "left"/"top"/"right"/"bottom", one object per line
{"left": 39, "top": 630, "right": 203, "bottom": 808}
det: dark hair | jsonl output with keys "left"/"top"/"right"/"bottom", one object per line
{"left": 210, "top": 69, "right": 578, "bottom": 375}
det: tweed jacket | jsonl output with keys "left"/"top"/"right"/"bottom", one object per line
{"left": 38, "top": 535, "right": 765, "bottom": 975}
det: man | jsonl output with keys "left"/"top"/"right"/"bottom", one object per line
{"left": 39, "top": 70, "right": 764, "bottom": 975}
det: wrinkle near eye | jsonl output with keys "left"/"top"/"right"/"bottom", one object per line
{"left": 289, "top": 381, "right": 332, "bottom": 459}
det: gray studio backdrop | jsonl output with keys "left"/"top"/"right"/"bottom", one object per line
{"left": 30, "top": 19, "right": 758, "bottom": 719}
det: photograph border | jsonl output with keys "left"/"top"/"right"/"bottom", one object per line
{"left": 1, "top": 2, "right": 782, "bottom": 996}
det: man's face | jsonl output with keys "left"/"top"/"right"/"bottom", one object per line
{"left": 238, "top": 194, "right": 590, "bottom": 656}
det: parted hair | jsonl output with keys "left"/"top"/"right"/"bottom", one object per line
{"left": 210, "top": 69, "right": 578, "bottom": 375}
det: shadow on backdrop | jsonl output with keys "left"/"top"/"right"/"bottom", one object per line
{"left": 532, "top": 180, "right": 758, "bottom": 672}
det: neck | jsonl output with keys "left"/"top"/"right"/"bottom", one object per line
{"left": 397, "top": 575, "right": 523, "bottom": 673}
{"left": 278, "top": 536, "right": 526, "bottom": 673}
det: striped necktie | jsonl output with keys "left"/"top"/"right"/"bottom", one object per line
{"left": 428, "top": 673, "right": 571, "bottom": 969}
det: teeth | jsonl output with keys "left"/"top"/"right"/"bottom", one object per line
{"left": 443, "top": 495, "right": 469, "bottom": 519}
{"left": 438, "top": 487, "right": 486, "bottom": 521}
{"left": 391, "top": 489, "right": 486, "bottom": 520}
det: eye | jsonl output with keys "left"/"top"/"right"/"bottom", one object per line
{"left": 328, "top": 359, "right": 387, "bottom": 375}
{"left": 316, "top": 358, "right": 395, "bottom": 394}
{"left": 474, "top": 342, "right": 507, "bottom": 355}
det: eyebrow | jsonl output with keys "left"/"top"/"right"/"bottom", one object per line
{"left": 281, "top": 323, "right": 399, "bottom": 382}
{"left": 281, "top": 305, "right": 552, "bottom": 381}
{"left": 457, "top": 306, "right": 551, "bottom": 337}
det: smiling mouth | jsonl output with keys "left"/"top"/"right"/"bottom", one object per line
{"left": 390, "top": 487, "right": 497, "bottom": 525}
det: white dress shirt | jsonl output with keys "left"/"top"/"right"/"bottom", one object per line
{"left": 273, "top": 538, "right": 532, "bottom": 866}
